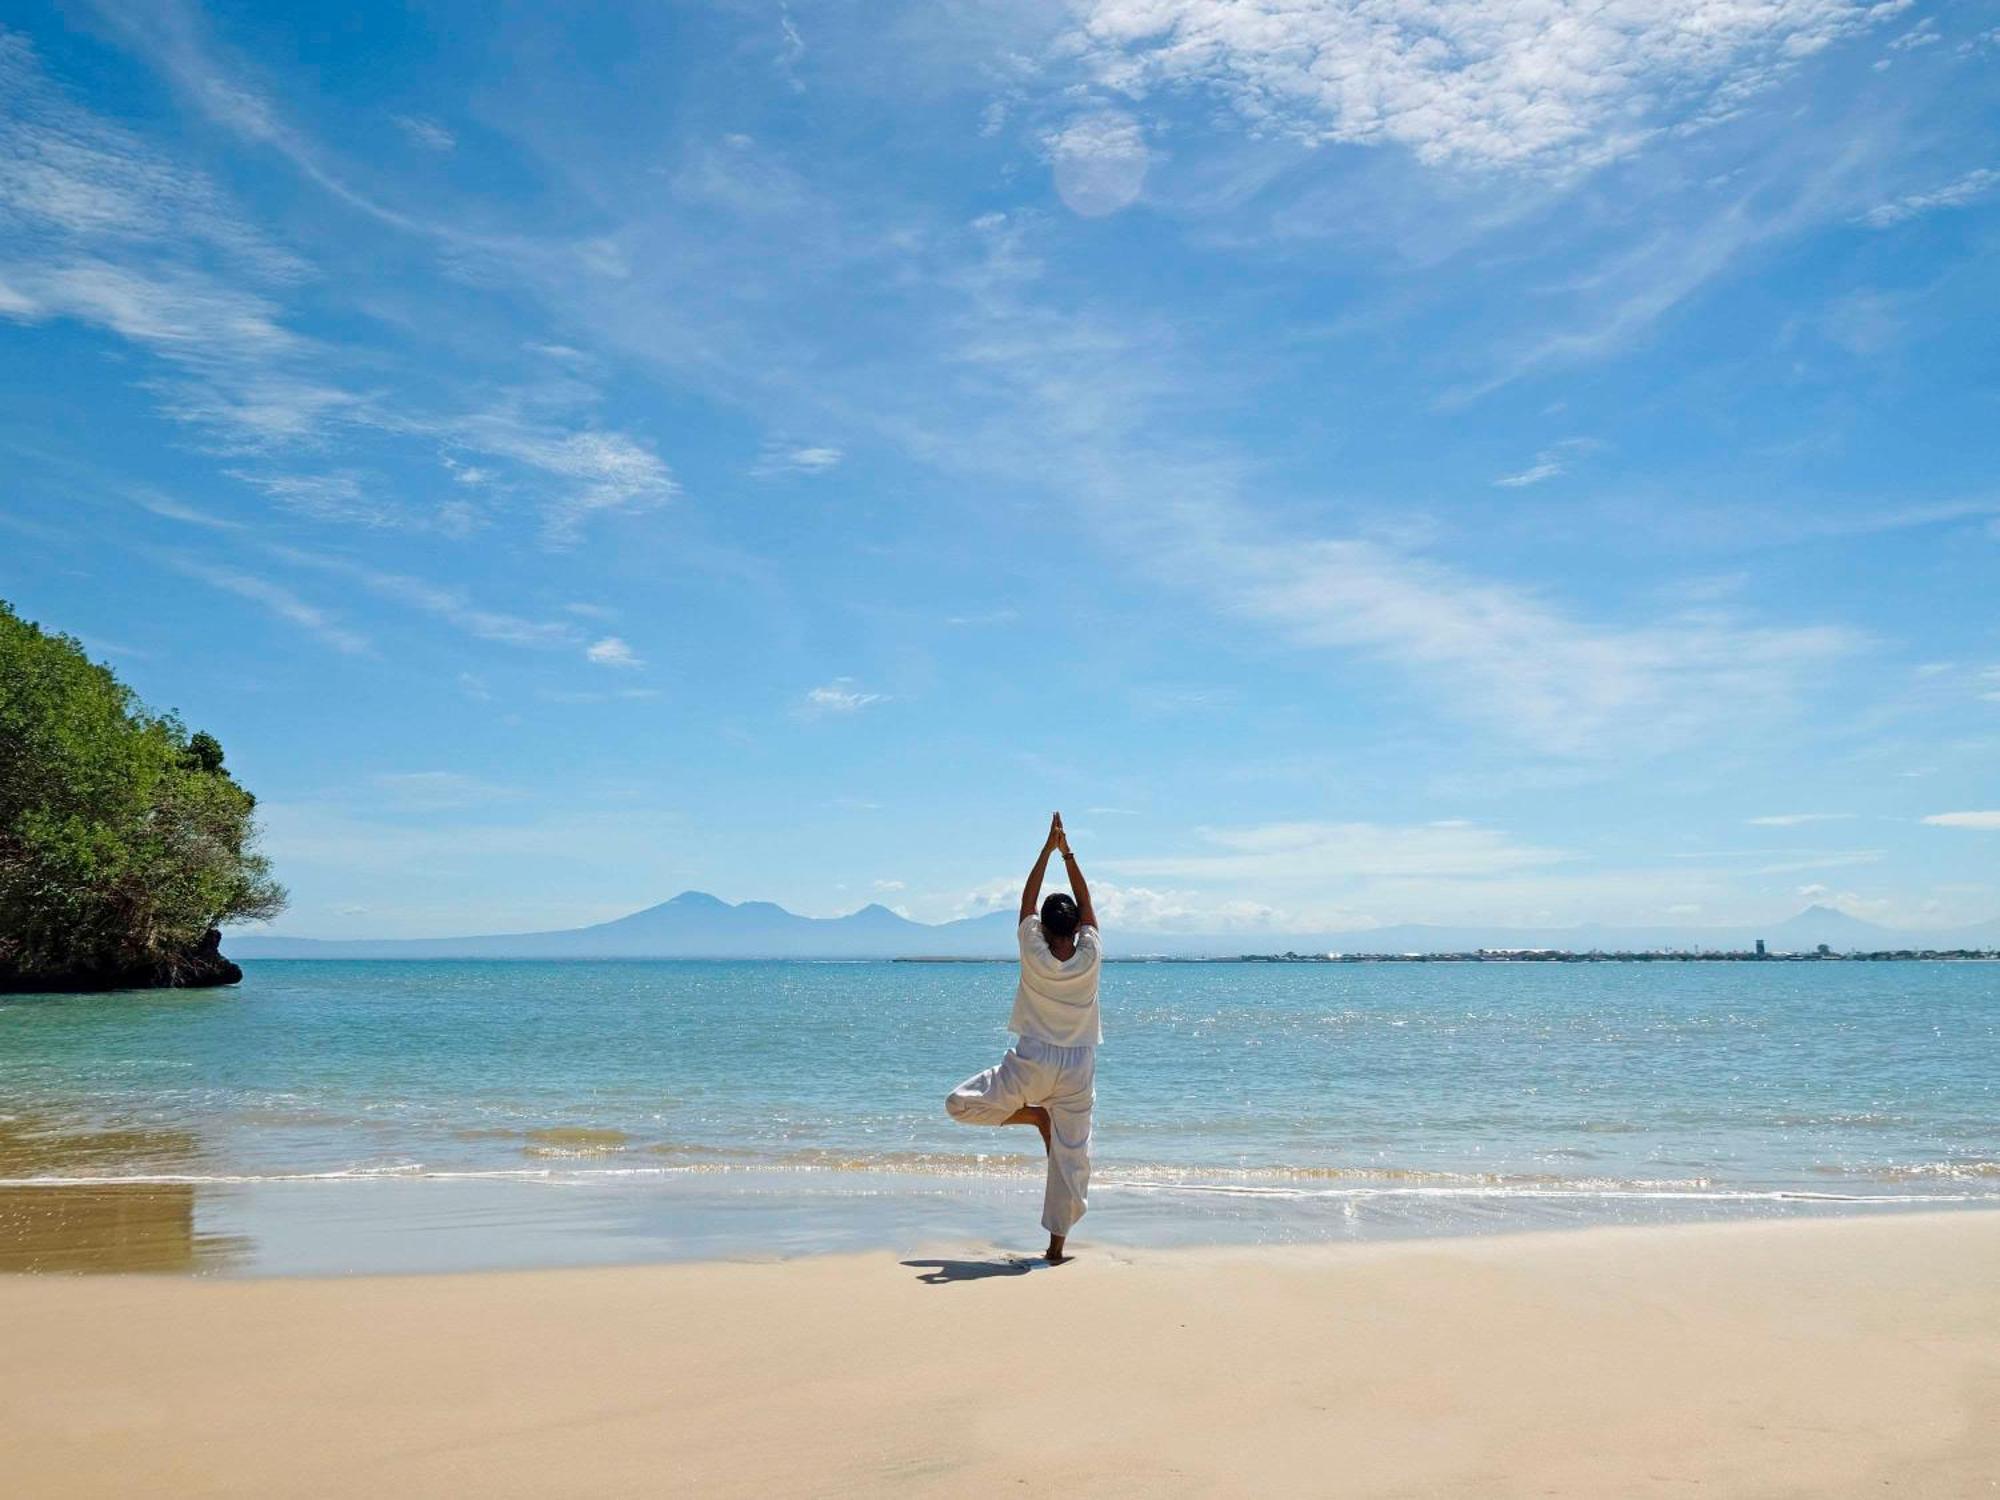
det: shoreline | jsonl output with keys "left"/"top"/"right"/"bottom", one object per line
{"left": 3, "top": 1213, "right": 1994, "bottom": 1496}
{"left": 8, "top": 1165, "right": 1996, "bottom": 1277}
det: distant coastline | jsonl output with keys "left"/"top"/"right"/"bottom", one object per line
{"left": 232, "top": 891, "right": 2000, "bottom": 963}
{"left": 900, "top": 948, "right": 2000, "bottom": 964}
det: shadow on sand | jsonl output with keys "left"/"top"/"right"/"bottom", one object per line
{"left": 901, "top": 1256, "right": 1050, "bottom": 1284}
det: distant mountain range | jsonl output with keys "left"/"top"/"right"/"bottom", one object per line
{"left": 227, "top": 894, "right": 2000, "bottom": 960}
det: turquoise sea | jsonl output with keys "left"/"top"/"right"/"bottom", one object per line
{"left": 2, "top": 959, "right": 1994, "bottom": 1273}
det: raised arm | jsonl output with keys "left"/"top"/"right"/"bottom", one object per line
{"left": 1055, "top": 820, "right": 1097, "bottom": 931}
{"left": 1020, "top": 813, "right": 1063, "bottom": 921}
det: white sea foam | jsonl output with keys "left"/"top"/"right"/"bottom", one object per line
{"left": 0, "top": 1166, "right": 1984, "bottom": 1207}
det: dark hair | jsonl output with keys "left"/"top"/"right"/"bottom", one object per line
{"left": 1040, "top": 892, "right": 1080, "bottom": 940}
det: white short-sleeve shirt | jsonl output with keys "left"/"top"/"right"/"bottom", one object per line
{"left": 1009, "top": 916, "right": 1102, "bottom": 1048}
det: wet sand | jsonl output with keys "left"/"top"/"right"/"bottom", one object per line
{"left": 2, "top": 1212, "right": 1995, "bottom": 1497}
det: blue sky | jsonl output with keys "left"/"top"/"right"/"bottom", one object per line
{"left": 2, "top": 0, "right": 1996, "bottom": 938}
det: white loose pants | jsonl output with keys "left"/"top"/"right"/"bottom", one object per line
{"left": 945, "top": 1036, "right": 1094, "bottom": 1236}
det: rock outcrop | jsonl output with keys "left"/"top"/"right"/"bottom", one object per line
{"left": 0, "top": 928, "right": 243, "bottom": 994}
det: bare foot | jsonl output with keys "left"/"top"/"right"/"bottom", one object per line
{"left": 1044, "top": 1235, "right": 1069, "bottom": 1264}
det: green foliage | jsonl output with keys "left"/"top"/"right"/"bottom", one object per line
{"left": 0, "top": 600, "right": 286, "bottom": 982}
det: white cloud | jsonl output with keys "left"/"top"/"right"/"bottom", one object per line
{"left": 776, "top": 9, "right": 807, "bottom": 92}
{"left": 585, "top": 635, "right": 643, "bottom": 669}
{"left": 392, "top": 114, "right": 455, "bottom": 152}
{"left": 1088, "top": 882, "right": 1291, "bottom": 932}
{"left": 269, "top": 545, "right": 578, "bottom": 648}
{"left": 1746, "top": 812, "right": 1854, "bottom": 826}
{"left": 1856, "top": 167, "right": 1999, "bottom": 228}
{"left": 943, "top": 857, "right": 1823, "bottom": 933}
{"left": 802, "top": 677, "right": 888, "bottom": 714}
{"left": 80, "top": 1, "right": 439, "bottom": 238}
{"left": 1442, "top": 161, "right": 1874, "bottom": 403}
{"left": 1106, "top": 820, "right": 1568, "bottom": 883}
{"left": 1494, "top": 458, "right": 1563, "bottom": 488}
{"left": 951, "top": 877, "right": 1019, "bottom": 918}
{"left": 1752, "top": 850, "right": 1883, "bottom": 874}
{"left": 1791, "top": 883, "right": 1882, "bottom": 916}
{"left": 7, "top": 258, "right": 293, "bottom": 351}
{"left": 0, "top": 34, "right": 353, "bottom": 456}
{"left": 1046, "top": 111, "right": 1150, "bottom": 217}
{"left": 230, "top": 470, "right": 410, "bottom": 528}
{"left": 917, "top": 213, "right": 1861, "bottom": 756}
{"left": 1167, "top": 513, "right": 1858, "bottom": 755}
{"left": 128, "top": 490, "right": 240, "bottom": 529}
{"left": 158, "top": 553, "right": 370, "bottom": 655}
{"left": 452, "top": 419, "right": 679, "bottom": 544}
{"left": 3, "top": 31, "right": 675, "bottom": 545}
{"left": 1923, "top": 811, "right": 2000, "bottom": 830}
{"left": 0, "top": 31, "right": 300, "bottom": 272}
{"left": 1066, "top": 0, "right": 1904, "bottom": 173}
{"left": 752, "top": 441, "right": 844, "bottom": 477}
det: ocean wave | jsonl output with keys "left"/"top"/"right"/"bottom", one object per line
{"left": 1868, "top": 1160, "right": 2000, "bottom": 1182}
{"left": 521, "top": 1126, "right": 632, "bottom": 1159}
{"left": 1, "top": 1155, "right": 1993, "bottom": 1207}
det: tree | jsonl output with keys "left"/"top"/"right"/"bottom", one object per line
{"left": 0, "top": 600, "right": 286, "bottom": 988}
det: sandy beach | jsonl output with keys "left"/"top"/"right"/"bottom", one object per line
{"left": 2, "top": 1213, "right": 1994, "bottom": 1498}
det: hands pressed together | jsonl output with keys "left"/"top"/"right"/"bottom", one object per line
{"left": 1024, "top": 811, "right": 1093, "bottom": 928}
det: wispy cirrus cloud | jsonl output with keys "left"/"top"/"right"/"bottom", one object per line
{"left": 229, "top": 470, "right": 410, "bottom": 529}
{"left": 585, "top": 636, "right": 643, "bottom": 669}
{"left": 1493, "top": 438, "right": 1602, "bottom": 489}
{"left": 0, "top": 28, "right": 375, "bottom": 469}
{"left": 80, "top": 0, "right": 440, "bottom": 238}
{"left": 128, "top": 489, "right": 241, "bottom": 530}
{"left": 0, "top": 30, "right": 301, "bottom": 273}
{"left": 1494, "top": 457, "right": 1563, "bottom": 489}
{"left": 0, "top": 31, "right": 339, "bottom": 456}
{"left": 1441, "top": 144, "right": 1883, "bottom": 403}
{"left": 448, "top": 415, "right": 678, "bottom": 544}
{"left": 391, "top": 115, "right": 455, "bottom": 153}
{"left": 1064, "top": 0, "right": 1905, "bottom": 174}
{"left": 775, "top": 8, "right": 807, "bottom": 93}
{"left": 1106, "top": 820, "right": 1568, "bottom": 884}
{"left": 1923, "top": 811, "right": 2000, "bottom": 830}
{"left": 44, "top": 2, "right": 1876, "bottom": 772}
{"left": 802, "top": 678, "right": 888, "bottom": 715}
{"left": 751, "top": 440, "right": 844, "bottom": 477}
{"left": 268, "top": 544, "right": 579, "bottom": 650}
{"left": 1128, "top": 472, "right": 1859, "bottom": 755}
{"left": 1747, "top": 812, "right": 1855, "bottom": 826}
{"left": 1857, "top": 166, "right": 1997, "bottom": 227}
{"left": 157, "top": 552, "right": 370, "bottom": 655}
{"left": 1752, "top": 850, "right": 1883, "bottom": 874}
{"left": 3, "top": 25, "right": 675, "bottom": 546}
